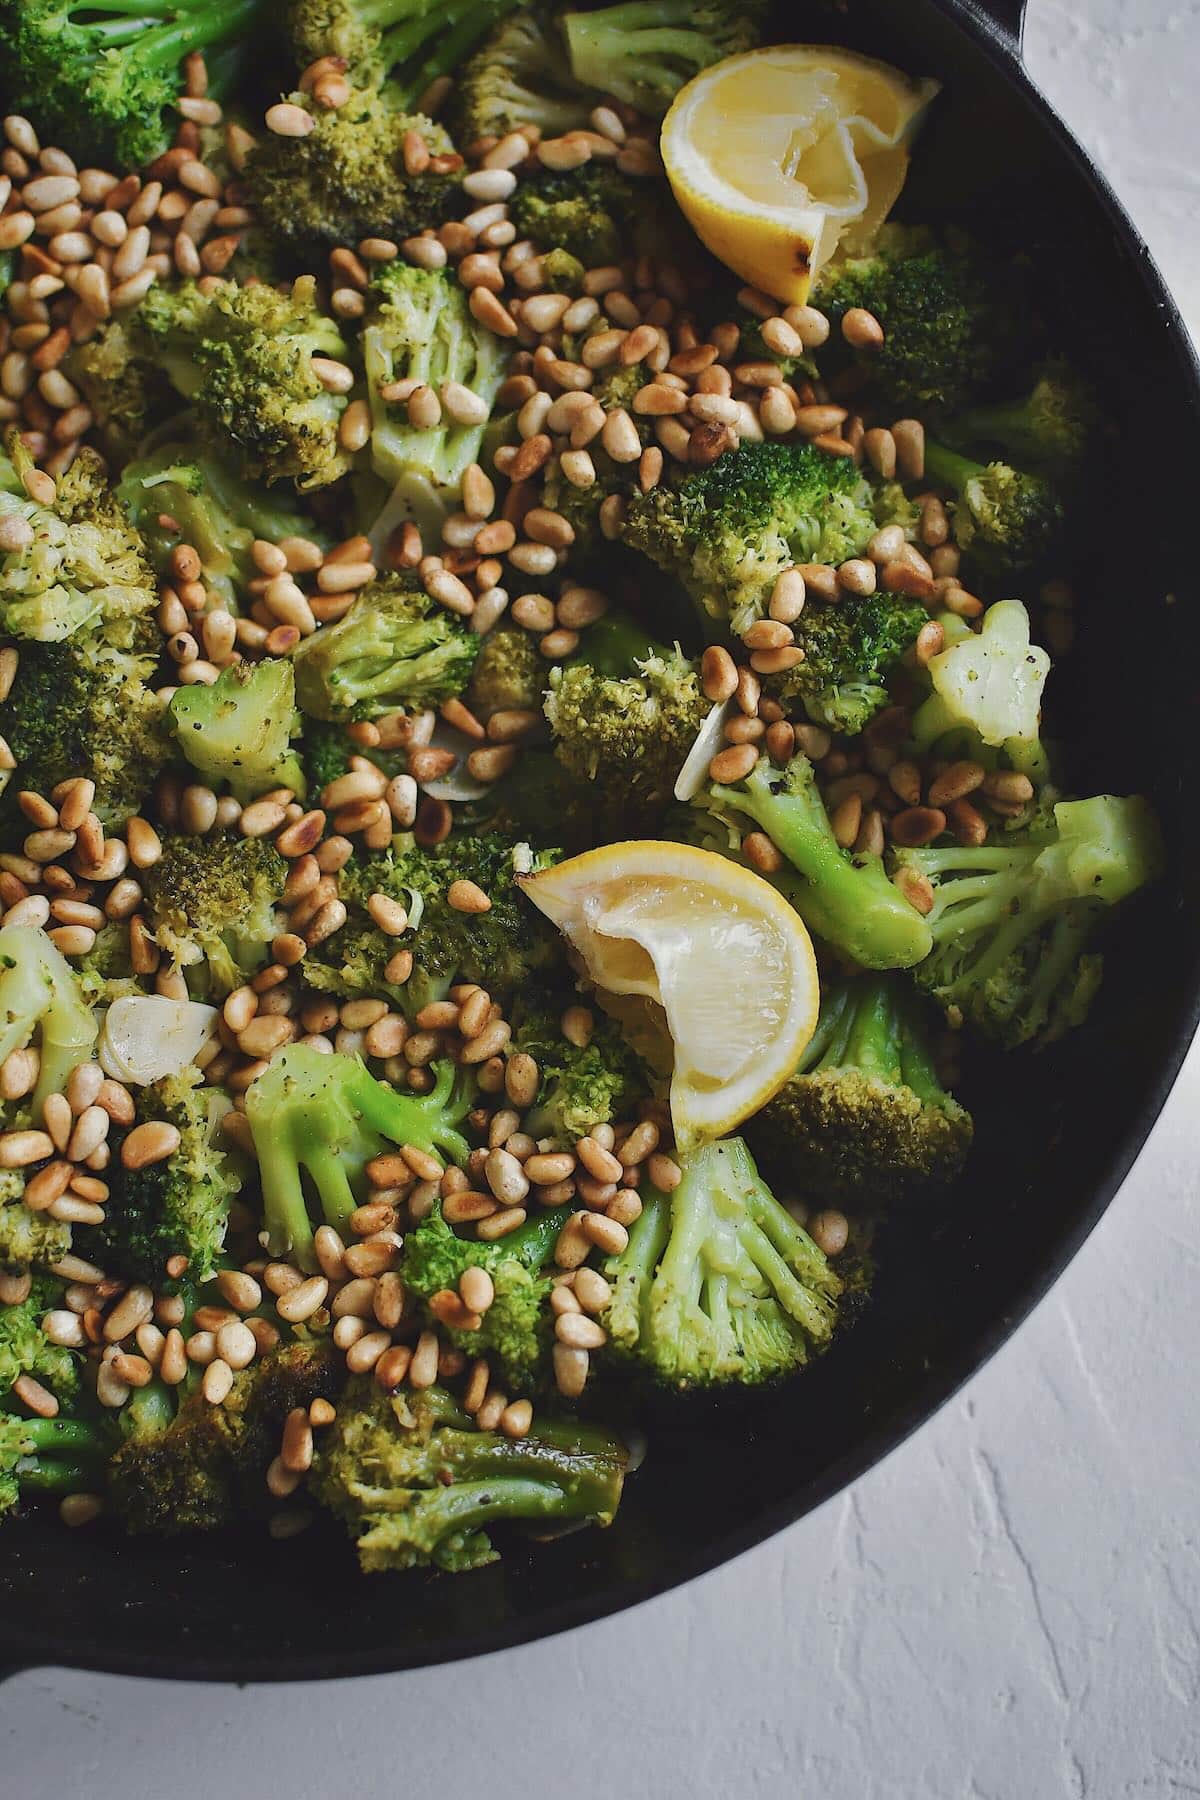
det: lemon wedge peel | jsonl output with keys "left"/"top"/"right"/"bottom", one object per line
{"left": 661, "top": 45, "right": 941, "bottom": 305}
{"left": 520, "top": 841, "right": 819, "bottom": 1150}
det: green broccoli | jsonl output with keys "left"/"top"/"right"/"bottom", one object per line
{"left": 458, "top": 748, "right": 595, "bottom": 853}
{"left": 140, "top": 833, "right": 288, "bottom": 994}
{"left": 948, "top": 358, "right": 1101, "bottom": 476}
{"left": 81, "top": 1072, "right": 238, "bottom": 1289}
{"left": 450, "top": 5, "right": 592, "bottom": 142}
{"left": 0, "top": 1273, "right": 80, "bottom": 1402}
{"left": 292, "top": 572, "right": 479, "bottom": 720}
{"left": 509, "top": 162, "right": 657, "bottom": 267}
{"left": 310, "top": 1377, "right": 627, "bottom": 1572}
{"left": 910, "top": 599, "right": 1051, "bottom": 783}
{"left": 363, "top": 264, "right": 508, "bottom": 492}
{"left": 508, "top": 1002, "right": 648, "bottom": 1143}
{"left": 767, "top": 588, "right": 928, "bottom": 736}
{"left": 923, "top": 439, "right": 1064, "bottom": 580}
{"left": 562, "top": 0, "right": 765, "bottom": 116}
{"left": 602, "top": 1136, "right": 843, "bottom": 1389}
{"left": 748, "top": 976, "right": 972, "bottom": 1202}
{"left": 0, "top": 0, "right": 268, "bottom": 171}
{"left": 0, "top": 1171, "right": 72, "bottom": 1276}
{"left": 67, "top": 318, "right": 175, "bottom": 462}
{"left": 695, "top": 753, "right": 934, "bottom": 969}
{"left": 0, "top": 926, "right": 99, "bottom": 1113}
{"left": 301, "top": 718, "right": 356, "bottom": 794}
{"left": 169, "top": 659, "right": 307, "bottom": 802}
{"left": 894, "top": 793, "right": 1163, "bottom": 1047}
{"left": 0, "top": 1412, "right": 110, "bottom": 1517}
{"left": 464, "top": 625, "right": 547, "bottom": 718}
{"left": 622, "top": 441, "right": 877, "bottom": 636}
{"left": 288, "top": 0, "right": 525, "bottom": 100}
{"left": 244, "top": 1046, "right": 471, "bottom": 1269}
{"left": 401, "top": 1203, "right": 565, "bottom": 1389}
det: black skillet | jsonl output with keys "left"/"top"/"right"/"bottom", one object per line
{"left": 1, "top": 0, "right": 1197, "bottom": 1682}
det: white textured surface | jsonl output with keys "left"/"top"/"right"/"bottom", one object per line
{"left": 4, "top": 5, "right": 1199, "bottom": 1793}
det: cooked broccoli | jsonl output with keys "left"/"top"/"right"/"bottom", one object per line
{"left": 245, "top": 87, "right": 461, "bottom": 256}
{"left": 307, "top": 834, "right": 562, "bottom": 1010}
{"left": 895, "top": 793, "right": 1164, "bottom": 1046}
{"left": 509, "top": 163, "right": 657, "bottom": 267}
{"left": 622, "top": 442, "right": 877, "bottom": 636}
{"left": 748, "top": 976, "right": 972, "bottom": 1202}
{"left": 137, "top": 277, "right": 354, "bottom": 490}
{"left": 0, "top": 1412, "right": 110, "bottom": 1517}
{"left": 458, "top": 748, "right": 595, "bottom": 853}
{"left": 508, "top": 1002, "right": 648, "bottom": 1144}
{"left": 0, "top": 1171, "right": 71, "bottom": 1276}
{"left": 910, "top": 599, "right": 1051, "bottom": 783}
{"left": 116, "top": 443, "right": 317, "bottom": 611}
{"left": 451, "top": 5, "right": 590, "bottom": 141}
{"left": 0, "top": 435, "right": 158, "bottom": 647}
{"left": 363, "top": 264, "right": 508, "bottom": 492}
{"left": 544, "top": 644, "right": 708, "bottom": 835}
{"left": 244, "top": 1046, "right": 471, "bottom": 1269}
{"left": 464, "top": 625, "right": 547, "bottom": 718}
{"left": 293, "top": 571, "right": 479, "bottom": 720}
{"left": 288, "top": 0, "right": 524, "bottom": 100}
{"left": 0, "top": 0, "right": 267, "bottom": 171}
{"left": 766, "top": 588, "right": 928, "bottom": 736}
{"left": 169, "top": 659, "right": 307, "bottom": 802}
{"left": 310, "top": 1377, "right": 627, "bottom": 1572}
{"left": 401, "top": 1203, "right": 565, "bottom": 1389}
{"left": 0, "top": 1273, "right": 80, "bottom": 1402}
{"left": 697, "top": 754, "right": 934, "bottom": 968}
{"left": 0, "top": 926, "right": 99, "bottom": 1113}
{"left": 562, "top": 0, "right": 765, "bottom": 117}
{"left": 949, "top": 358, "right": 1101, "bottom": 476}
{"left": 814, "top": 228, "right": 1018, "bottom": 417}
{"left": 602, "top": 1136, "right": 843, "bottom": 1388}
{"left": 301, "top": 718, "right": 356, "bottom": 794}
{"left": 923, "top": 439, "right": 1064, "bottom": 580}
{"left": 140, "top": 833, "right": 288, "bottom": 994}
{"left": 67, "top": 318, "right": 175, "bottom": 462}
{"left": 81, "top": 1072, "right": 238, "bottom": 1289}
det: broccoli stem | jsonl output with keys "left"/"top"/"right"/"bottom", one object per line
{"left": 923, "top": 439, "right": 981, "bottom": 495}
{"left": 108, "top": 0, "right": 263, "bottom": 72}
{"left": 10, "top": 1416, "right": 112, "bottom": 1493}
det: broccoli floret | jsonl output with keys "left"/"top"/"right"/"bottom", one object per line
{"left": 302, "top": 719, "right": 356, "bottom": 795}
{"left": 138, "top": 276, "right": 354, "bottom": 490}
{"left": 544, "top": 646, "right": 708, "bottom": 835}
{"left": 562, "top": 0, "right": 764, "bottom": 117}
{"left": 458, "top": 748, "right": 595, "bottom": 853}
{"left": 910, "top": 599, "right": 1051, "bottom": 783}
{"left": 67, "top": 318, "right": 174, "bottom": 462}
{"left": 289, "top": 0, "right": 524, "bottom": 100}
{"left": 0, "top": 1411, "right": 110, "bottom": 1517}
{"left": 622, "top": 441, "right": 877, "bottom": 636}
{"left": 81, "top": 1071, "right": 238, "bottom": 1289}
{"left": 923, "top": 439, "right": 1064, "bottom": 581}
{"left": 451, "top": 5, "right": 591, "bottom": 142}
{"left": 363, "top": 264, "right": 508, "bottom": 491}
{"left": 949, "top": 358, "right": 1100, "bottom": 476}
{"left": 0, "top": 925, "right": 99, "bottom": 1113}
{"left": 140, "top": 834, "right": 288, "bottom": 994}
{"left": 767, "top": 588, "right": 928, "bottom": 736}
{"left": 696, "top": 753, "right": 934, "bottom": 968}
{"left": 508, "top": 1003, "right": 648, "bottom": 1144}
{"left": 245, "top": 87, "right": 461, "bottom": 256}
{"left": 0, "top": 1171, "right": 72, "bottom": 1277}
{"left": 310, "top": 1377, "right": 627, "bottom": 1572}
{"left": 601, "top": 1135, "right": 843, "bottom": 1389}
{"left": 895, "top": 793, "right": 1163, "bottom": 1047}
{"left": 815, "top": 228, "right": 1018, "bottom": 417}
{"left": 245, "top": 1046, "right": 471, "bottom": 1270}
{"left": 0, "top": 0, "right": 267, "bottom": 171}
{"left": 464, "top": 625, "right": 547, "bottom": 718}
{"left": 0, "top": 1273, "right": 80, "bottom": 1401}
{"left": 169, "top": 659, "right": 307, "bottom": 802}
{"left": 401, "top": 1204, "right": 565, "bottom": 1390}
{"left": 116, "top": 443, "right": 317, "bottom": 611}
{"left": 509, "top": 162, "right": 657, "bottom": 266}
{"left": 749, "top": 976, "right": 972, "bottom": 1202}
{"left": 292, "top": 571, "right": 480, "bottom": 720}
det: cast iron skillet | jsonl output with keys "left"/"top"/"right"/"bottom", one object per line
{"left": 1, "top": 0, "right": 1197, "bottom": 1683}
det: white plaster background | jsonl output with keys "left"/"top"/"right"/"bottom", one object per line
{"left": 3, "top": 2, "right": 1198, "bottom": 1792}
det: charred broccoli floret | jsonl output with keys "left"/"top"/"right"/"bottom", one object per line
{"left": 923, "top": 439, "right": 1064, "bottom": 580}
{"left": 140, "top": 833, "right": 288, "bottom": 994}
{"left": 563, "top": 0, "right": 765, "bottom": 116}
{"left": 767, "top": 588, "right": 928, "bottom": 736}
{"left": 508, "top": 1002, "right": 648, "bottom": 1144}
{"left": 509, "top": 163, "right": 658, "bottom": 266}
{"left": 169, "top": 658, "right": 307, "bottom": 801}
{"left": 464, "top": 625, "right": 547, "bottom": 718}
{"left": 292, "top": 571, "right": 479, "bottom": 719}
{"left": 451, "top": 5, "right": 591, "bottom": 142}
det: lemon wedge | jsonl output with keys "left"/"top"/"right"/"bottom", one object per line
{"left": 520, "top": 841, "right": 819, "bottom": 1149}
{"left": 661, "top": 45, "right": 940, "bottom": 304}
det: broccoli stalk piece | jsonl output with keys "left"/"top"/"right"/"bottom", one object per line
{"left": 363, "top": 264, "right": 508, "bottom": 491}
{"left": 310, "top": 1378, "right": 627, "bottom": 1572}
{"left": 81, "top": 1072, "right": 238, "bottom": 1288}
{"left": 923, "top": 439, "right": 1064, "bottom": 580}
{"left": 0, "top": 1413, "right": 111, "bottom": 1517}
{"left": 0, "top": 926, "right": 98, "bottom": 1113}
{"left": 401, "top": 1203, "right": 565, "bottom": 1389}
{"left": 0, "top": 1171, "right": 72, "bottom": 1275}
{"left": 602, "top": 1136, "right": 843, "bottom": 1389}
{"left": 169, "top": 659, "right": 307, "bottom": 802}
{"left": 140, "top": 834, "right": 289, "bottom": 994}
{"left": 0, "top": 0, "right": 267, "bottom": 171}
{"left": 949, "top": 359, "right": 1100, "bottom": 475}
{"left": 245, "top": 1047, "right": 471, "bottom": 1269}
{"left": 767, "top": 588, "right": 928, "bottom": 737}
{"left": 910, "top": 599, "right": 1051, "bottom": 783}
{"left": 292, "top": 572, "right": 479, "bottom": 720}
{"left": 895, "top": 793, "right": 1163, "bottom": 1046}
{"left": 0, "top": 1274, "right": 80, "bottom": 1402}
{"left": 289, "top": 0, "right": 526, "bottom": 99}
{"left": 749, "top": 976, "right": 972, "bottom": 1202}
{"left": 508, "top": 1004, "right": 648, "bottom": 1144}
{"left": 562, "top": 0, "right": 764, "bottom": 117}
{"left": 451, "top": 5, "right": 592, "bottom": 142}
{"left": 622, "top": 442, "right": 877, "bottom": 636}
{"left": 699, "top": 754, "right": 933, "bottom": 969}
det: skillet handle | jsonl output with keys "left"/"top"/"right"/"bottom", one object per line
{"left": 967, "top": 0, "right": 1026, "bottom": 51}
